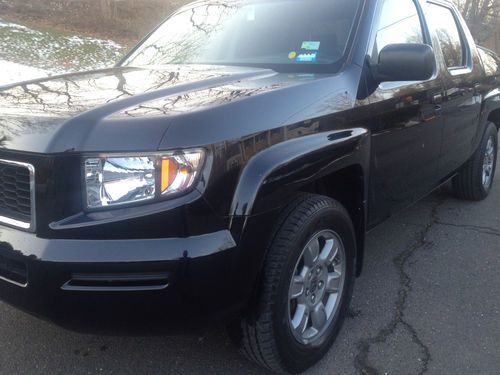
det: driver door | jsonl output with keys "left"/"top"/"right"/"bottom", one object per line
{"left": 365, "top": 0, "right": 445, "bottom": 226}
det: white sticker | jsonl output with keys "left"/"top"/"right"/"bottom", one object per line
{"left": 301, "top": 41, "right": 321, "bottom": 51}
{"left": 247, "top": 6, "right": 256, "bottom": 21}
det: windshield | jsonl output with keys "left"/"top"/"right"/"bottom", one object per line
{"left": 123, "top": 0, "right": 361, "bottom": 72}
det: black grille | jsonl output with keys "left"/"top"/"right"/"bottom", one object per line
{"left": 0, "top": 162, "right": 32, "bottom": 224}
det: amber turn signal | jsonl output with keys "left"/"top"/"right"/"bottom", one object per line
{"left": 161, "top": 158, "right": 178, "bottom": 193}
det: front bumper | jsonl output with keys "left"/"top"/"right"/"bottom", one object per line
{"left": 0, "top": 225, "right": 242, "bottom": 328}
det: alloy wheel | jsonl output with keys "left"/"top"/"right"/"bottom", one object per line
{"left": 483, "top": 136, "right": 496, "bottom": 189}
{"left": 288, "top": 230, "right": 346, "bottom": 345}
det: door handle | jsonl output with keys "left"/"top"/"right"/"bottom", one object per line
{"left": 421, "top": 105, "right": 442, "bottom": 122}
{"left": 432, "top": 93, "right": 443, "bottom": 104}
{"left": 473, "top": 83, "right": 482, "bottom": 95}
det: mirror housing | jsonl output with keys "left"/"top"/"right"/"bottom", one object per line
{"left": 374, "top": 43, "right": 436, "bottom": 83}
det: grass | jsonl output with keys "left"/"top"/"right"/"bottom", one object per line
{"left": 0, "top": 17, "right": 126, "bottom": 73}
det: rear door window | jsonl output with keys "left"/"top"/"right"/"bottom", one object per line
{"left": 426, "top": 3, "right": 467, "bottom": 69}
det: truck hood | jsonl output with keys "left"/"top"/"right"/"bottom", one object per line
{"left": 0, "top": 64, "right": 300, "bottom": 153}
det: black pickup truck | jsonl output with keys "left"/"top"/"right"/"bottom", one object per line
{"left": 0, "top": 0, "right": 498, "bottom": 373}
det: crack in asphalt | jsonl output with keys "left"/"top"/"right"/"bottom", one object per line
{"left": 435, "top": 221, "right": 500, "bottom": 237}
{"left": 354, "top": 199, "right": 445, "bottom": 375}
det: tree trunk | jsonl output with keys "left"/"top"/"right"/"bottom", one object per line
{"left": 100, "top": 0, "right": 112, "bottom": 20}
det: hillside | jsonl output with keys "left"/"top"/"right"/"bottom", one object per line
{"left": 0, "top": 0, "right": 191, "bottom": 45}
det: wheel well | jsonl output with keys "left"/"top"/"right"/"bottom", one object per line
{"left": 488, "top": 108, "right": 500, "bottom": 132}
{"left": 300, "top": 165, "right": 365, "bottom": 276}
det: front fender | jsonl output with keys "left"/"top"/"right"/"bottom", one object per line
{"left": 230, "top": 127, "right": 370, "bottom": 217}
{"left": 481, "top": 87, "right": 500, "bottom": 124}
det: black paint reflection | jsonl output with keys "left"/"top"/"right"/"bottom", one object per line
{"left": 0, "top": 66, "right": 238, "bottom": 152}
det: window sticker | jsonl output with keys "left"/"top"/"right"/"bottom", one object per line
{"left": 288, "top": 51, "right": 297, "bottom": 59}
{"left": 301, "top": 41, "right": 321, "bottom": 51}
{"left": 296, "top": 52, "right": 317, "bottom": 62}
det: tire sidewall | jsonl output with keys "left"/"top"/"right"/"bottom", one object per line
{"left": 272, "top": 204, "right": 356, "bottom": 373}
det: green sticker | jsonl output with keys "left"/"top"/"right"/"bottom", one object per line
{"left": 301, "top": 41, "right": 321, "bottom": 51}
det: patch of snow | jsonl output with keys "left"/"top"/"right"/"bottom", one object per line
{"left": 0, "top": 19, "right": 29, "bottom": 31}
{"left": 0, "top": 17, "right": 124, "bottom": 74}
{"left": 0, "top": 60, "right": 48, "bottom": 86}
{"left": 67, "top": 35, "right": 122, "bottom": 49}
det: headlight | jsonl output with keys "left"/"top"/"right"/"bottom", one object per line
{"left": 84, "top": 149, "right": 204, "bottom": 209}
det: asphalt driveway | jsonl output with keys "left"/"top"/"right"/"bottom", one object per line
{"left": 0, "top": 157, "right": 498, "bottom": 375}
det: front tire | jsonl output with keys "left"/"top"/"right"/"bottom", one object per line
{"left": 240, "top": 194, "right": 356, "bottom": 374}
{"left": 452, "top": 122, "right": 498, "bottom": 201}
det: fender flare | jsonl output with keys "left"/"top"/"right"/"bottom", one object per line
{"left": 481, "top": 88, "right": 500, "bottom": 127}
{"left": 472, "top": 89, "right": 500, "bottom": 154}
{"left": 230, "top": 127, "right": 370, "bottom": 217}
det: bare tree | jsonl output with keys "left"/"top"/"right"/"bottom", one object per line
{"left": 454, "top": 0, "right": 500, "bottom": 43}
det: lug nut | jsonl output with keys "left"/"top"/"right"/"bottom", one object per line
{"left": 319, "top": 281, "right": 324, "bottom": 288}
{"left": 316, "top": 267, "right": 321, "bottom": 274}
{"left": 305, "top": 288, "right": 310, "bottom": 296}
{"left": 311, "top": 294, "right": 316, "bottom": 302}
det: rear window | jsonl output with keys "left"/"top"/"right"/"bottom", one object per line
{"left": 123, "top": 0, "right": 361, "bottom": 72}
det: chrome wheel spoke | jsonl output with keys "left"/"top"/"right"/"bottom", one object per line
{"left": 304, "top": 238, "right": 320, "bottom": 267}
{"left": 290, "top": 275, "right": 305, "bottom": 299}
{"left": 291, "top": 304, "right": 310, "bottom": 335}
{"left": 319, "top": 239, "right": 338, "bottom": 265}
{"left": 326, "top": 272, "right": 342, "bottom": 293}
{"left": 311, "top": 303, "right": 327, "bottom": 330}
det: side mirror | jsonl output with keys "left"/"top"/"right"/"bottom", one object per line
{"left": 375, "top": 43, "right": 436, "bottom": 83}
